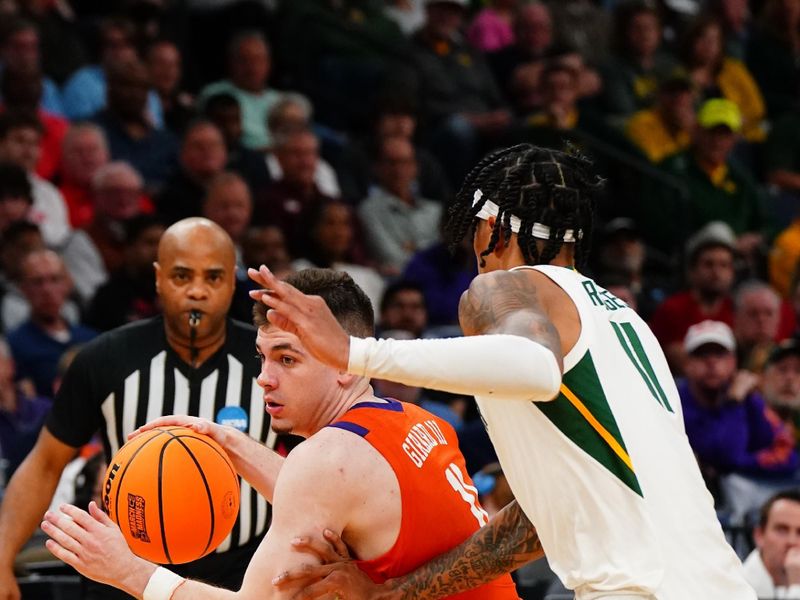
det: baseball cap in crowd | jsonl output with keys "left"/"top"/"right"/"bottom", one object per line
{"left": 684, "top": 320, "right": 737, "bottom": 354}
{"left": 685, "top": 220, "right": 737, "bottom": 264}
{"left": 765, "top": 338, "right": 800, "bottom": 368}
{"left": 697, "top": 98, "right": 742, "bottom": 133}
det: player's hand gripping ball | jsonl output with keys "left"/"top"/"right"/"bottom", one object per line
{"left": 102, "top": 426, "right": 240, "bottom": 564}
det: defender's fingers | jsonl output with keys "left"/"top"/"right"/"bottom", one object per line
{"left": 322, "top": 529, "right": 350, "bottom": 559}
{"left": 273, "top": 564, "right": 338, "bottom": 587}
{"left": 290, "top": 536, "right": 346, "bottom": 562}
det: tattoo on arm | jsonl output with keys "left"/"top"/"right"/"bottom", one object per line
{"left": 387, "top": 500, "right": 543, "bottom": 599}
{"left": 458, "top": 271, "right": 562, "bottom": 361}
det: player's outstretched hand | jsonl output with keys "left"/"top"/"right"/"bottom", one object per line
{"left": 274, "top": 530, "right": 396, "bottom": 600}
{"left": 248, "top": 266, "right": 351, "bottom": 370}
{"left": 129, "top": 415, "right": 226, "bottom": 445}
{"left": 41, "top": 502, "right": 153, "bottom": 593}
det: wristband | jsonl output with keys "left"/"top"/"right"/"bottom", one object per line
{"left": 143, "top": 566, "right": 186, "bottom": 600}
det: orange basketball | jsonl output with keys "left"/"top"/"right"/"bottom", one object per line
{"left": 102, "top": 426, "right": 240, "bottom": 564}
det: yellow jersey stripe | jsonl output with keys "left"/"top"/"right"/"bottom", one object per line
{"left": 559, "top": 383, "right": 635, "bottom": 473}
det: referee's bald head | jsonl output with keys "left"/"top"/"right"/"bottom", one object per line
{"left": 158, "top": 217, "right": 236, "bottom": 267}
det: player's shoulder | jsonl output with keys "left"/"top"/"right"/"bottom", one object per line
{"left": 285, "top": 426, "right": 388, "bottom": 484}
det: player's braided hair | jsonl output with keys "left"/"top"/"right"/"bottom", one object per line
{"left": 445, "top": 144, "right": 604, "bottom": 269}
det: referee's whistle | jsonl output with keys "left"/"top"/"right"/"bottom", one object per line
{"left": 189, "top": 310, "right": 201, "bottom": 328}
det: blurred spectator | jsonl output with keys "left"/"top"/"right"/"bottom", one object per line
{"left": 198, "top": 31, "right": 281, "bottom": 152}
{"left": 521, "top": 61, "right": 601, "bottom": 147}
{"left": 358, "top": 136, "right": 442, "bottom": 275}
{"left": 145, "top": 39, "right": 194, "bottom": 135}
{"left": 292, "top": 200, "right": 385, "bottom": 314}
{"left": 411, "top": 0, "right": 512, "bottom": 185}
{"left": 156, "top": 120, "right": 227, "bottom": 224}
{"left": 91, "top": 59, "right": 178, "bottom": 193}
{"left": 747, "top": 0, "right": 800, "bottom": 116}
{"left": 591, "top": 217, "right": 668, "bottom": 319}
{"left": 201, "top": 171, "right": 252, "bottom": 267}
{"left": 625, "top": 68, "right": 695, "bottom": 163}
{"left": 0, "top": 222, "right": 63, "bottom": 334}
{"left": 0, "top": 65, "right": 67, "bottom": 180}
{"left": 378, "top": 280, "right": 428, "bottom": 338}
{"left": 336, "top": 94, "right": 450, "bottom": 204}
{"left": 650, "top": 221, "right": 737, "bottom": 373}
{"left": 545, "top": 0, "right": 611, "bottom": 64}
{"left": 600, "top": 1, "right": 675, "bottom": 123}
{"left": 743, "top": 490, "right": 800, "bottom": 596}
{"left": 734, "top": 280, "right": 785, "bottom": 371}
{"left": 16, "top": 0, "right": 87, "bottom": 85}
{"left": 487, "top": 2, "right": 554, "bottom": 107}
{"left": 265, "top": 93, "right": 340, "bottom": 198}
{"left": 680, "top": 15, "right": 766, "bottom": 143}
{"left": 0, "top": 161, "right": 31, "bottom": 235}
{"left": 467, "top": 0, "right": 518, "bottom": 53}
{"left": 253, "top": 128, "right": 336, "bottom": 256}
{"left": 7, "top": 250, "right": 95, "bottom": 398}
{"left": 402, "top": 218, "right": 476, "bottom": 328}
{"left": 0, "top": 18, "right": 62, "bottom": 115}
{"left": 0, "top": 110, "right": 69, "bottom": 247}
{"left": 86, "top": 161, "right": 147, "bottom": 274}
{"left": 58, "top": 123, "right": 110, "bottom": 229}
{"left": 203, "top": 92, "right": 271, "bottom": 196}
{"left": 761, "top": 339, "right": 800, "bottom": 443}
{"left": 709, "top": 0, "right": 753, "bottom": 60}
{"left": 654, "top": 99, "right": 766, "bottom": 255}
{"left": 0, "top": 337, "right": 51, "bottom": 482}
{"left": 679, "top": 319, "right": 798, "bottom": 480}
{"left": 241, "top": 225, "right": 292, "bottom": 278}
{"left": 385, "top": 0, "right": 427, "bottom": 34}
{"left": 61, "top": 18, "right": 163, "bottom": 126}
{"left": 85, "top": 215, "right": 163, "bottom": 332}
{"left": 765, "top": 107, "right": 800, "bottom": 235}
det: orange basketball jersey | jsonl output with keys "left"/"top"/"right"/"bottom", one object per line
{"left": 328, "top": 399, "right": 518, "bottom": 599}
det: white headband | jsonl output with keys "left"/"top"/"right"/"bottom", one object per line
{"left": 472, "top": 189, "right": 581, "bottom": 243}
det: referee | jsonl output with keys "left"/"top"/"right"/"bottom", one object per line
{"left": 0, "top": 218, "right": 279, "bottom": 600}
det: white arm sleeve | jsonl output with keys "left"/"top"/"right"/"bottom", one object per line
{"left": 348, "top": 334, "right": 562, "bottom": 402}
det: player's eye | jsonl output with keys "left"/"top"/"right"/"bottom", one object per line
{"left": 280, "top": 355, "right": 295, "bottom": 367}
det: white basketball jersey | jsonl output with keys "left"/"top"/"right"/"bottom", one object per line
{"left": 474, "top": 265, "right": 756, "bottom": 599}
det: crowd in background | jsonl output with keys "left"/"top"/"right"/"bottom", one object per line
{"left": 2, "top": 0, "right": 800, "bottom": 595}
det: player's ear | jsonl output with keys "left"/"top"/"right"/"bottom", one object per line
{"left": 153, "top": 262, "right": 162, "bottom": 293}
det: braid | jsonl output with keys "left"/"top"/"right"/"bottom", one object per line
{"left": 445, "top": 143, "right": 604, "bottom": 269}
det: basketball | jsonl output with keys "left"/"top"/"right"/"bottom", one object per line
{"left": 102, "top": 426, "right": 240, "bottom": 565}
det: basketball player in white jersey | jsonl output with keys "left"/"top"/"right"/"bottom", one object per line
{"left": 252, "top": 144, "right": 757, "bottom": 600}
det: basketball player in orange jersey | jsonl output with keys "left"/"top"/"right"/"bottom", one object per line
{"left": 40, "top": 268, "right": 520, "bottom": 600}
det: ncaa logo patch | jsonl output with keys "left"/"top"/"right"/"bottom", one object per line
{"left": 216, "top": 406, "right": 249, "bottom": 432}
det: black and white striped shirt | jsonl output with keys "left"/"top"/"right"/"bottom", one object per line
{"left": 46, "top": 316, "right": 277, "bottom": 572}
